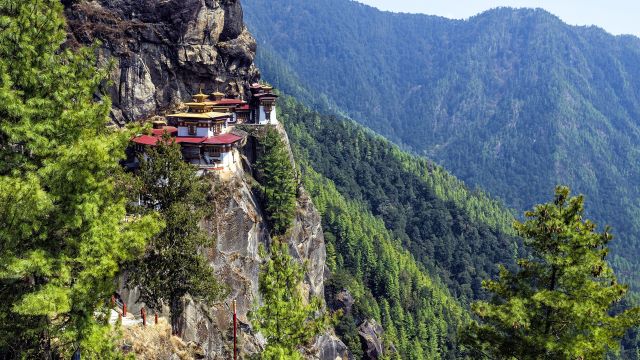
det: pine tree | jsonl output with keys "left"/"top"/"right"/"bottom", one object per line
{"left": 127, "top": 138, "right": 224, "bottom": 335}
{"left": 0, "top": 0, "right": 160, "bottom": 357}
{"left": 256, "top": 128, "right": 297, "bottom": 236}
{"left": 251, "top": 240, "right": 330, "bottom": 359}
{"left": 462, "top": 186, "right": 640, "bottom": 359}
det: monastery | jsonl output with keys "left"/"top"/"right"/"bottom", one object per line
{"left": 131, "top": 83, "right": 278, "bottom": 170}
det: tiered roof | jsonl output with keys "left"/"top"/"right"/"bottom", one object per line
{"left": 132, "top": 131, "right": 243, "bottom": 146}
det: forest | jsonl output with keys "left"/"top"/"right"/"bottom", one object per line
{"left": 243, "top": 0, "right": 640, "bottom": 293}
{"left": 280, "top": 95, "right": 640, "bottom": 358}
{"left": 281, "top": 96, "right": 522, "bottom": 302}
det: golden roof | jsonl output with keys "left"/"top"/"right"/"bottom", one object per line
{"left": 184, "top": 101, "right": 216, "bottom": 107}
{"left": 192, "top": 90, "right": 209, "bottom": 103}
{"left": 167, "top": 111, "right": 231, "bottom": 119}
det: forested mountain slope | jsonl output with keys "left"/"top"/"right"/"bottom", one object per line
{"left": 243, "top": 0, "right": 640, "bottom": 290}
{"left": 281, "top": 96, "right": 640, "bottom": 359}
{"left": 280, "top": 96, "right": 524, "bottom": 357}
{"left": 280, "top": 95, "right": 522, "bottom": 301}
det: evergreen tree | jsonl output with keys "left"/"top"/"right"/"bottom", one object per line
{"left": 256, "top": 128, "right": 297, "bottom": 236}
{"left": 462, "top": 186, "right": 640, "bottom": 359}
{"left": 127, "top": 138, "right": 224, "bottom": 335}
{"left": 251, "top": 240, "right": 330, "bottom": 359}
{"left": 0, "top": 0, "right": 159, "bottom": 357}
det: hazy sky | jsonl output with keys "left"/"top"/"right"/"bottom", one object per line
{"left": 356, "top": 0, "right": 640, "bottom": 37}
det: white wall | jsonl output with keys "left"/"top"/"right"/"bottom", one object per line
{"left": 197, "top": 127, "right": 212, "bottom": 137}
{"left": 220, "top": 151, "right": 232, "bottom": 166}
{"left": 178, "top": 126, "right": 212, "bottom": 137}
{"left": 258, "top": 106, "right": 278, "bottom": 124}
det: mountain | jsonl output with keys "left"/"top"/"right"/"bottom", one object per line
{"left": 243, "top": 0, "right": 640, "bottom": 290}
{"left": 53, "top": 0, "right": 640, "bottom": 357}
{"left": 61, "top": 1, "right": 351, "bottom": 358}
{"left": 280, "top": 96, "right": 533, "bottom": 357}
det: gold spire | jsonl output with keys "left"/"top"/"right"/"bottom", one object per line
{"left": 212, "top": 85, "right": 225, "bottom": 101}
{"left": 193, "top": 84, "right": 209, "bottom": 103}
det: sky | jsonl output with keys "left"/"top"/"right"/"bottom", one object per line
{"left": 356, "top": 0, "right": 640, "bottom": 37}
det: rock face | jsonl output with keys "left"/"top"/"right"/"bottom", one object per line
{"left": 119, "top": 167, "right": 343, "bottom": 359}
{"left": 311, "top": 334, "right": 351, "bottom": 360}
{"left": 358, "top": 320, "right": 385, "bottom": 359}
{"left": 65, "top": 0, "right": 259, "bottom": 124}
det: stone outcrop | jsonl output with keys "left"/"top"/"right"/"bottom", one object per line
{"left": 119, "top": 168, "right": 344, "bottom": 359}
{"left": 311, "top": 334, "right": 351, "bottom": 360}
{"left": 65, "top": 0, "right": 259, "bottom": 124}
{"left": 358, "top": 320, "right": 385, "bottom": 359}
{"left": 326, "top": 289, "right": 355, "bottom": 317}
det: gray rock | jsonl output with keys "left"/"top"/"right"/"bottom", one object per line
{"left": 334, "top": 290, "right": 355, "bottom": 316}
{"left": 312, "top": 334, "right": 350, "bottom": 360}
{"left": 358, "top": 320, "right": 385, "bottom": 359}
{"left": 65, "top": 0, "right": 259, "bottom": 124}
{"left": 66, "top": 1, "right": 339, "bottom": 358}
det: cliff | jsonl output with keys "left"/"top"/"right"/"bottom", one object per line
{"left": 64, "top": 1, "right": 348, "bottom": 358}
{"left": 65, "top": 0, "right": 259, "bottom": 124}
{"left": 120, "top": 166, "right": 347, "bottom": 359}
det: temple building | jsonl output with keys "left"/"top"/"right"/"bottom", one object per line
{"left": 250, "top": 83, "right": 278, "bottom": 125}
{"left": 131, "top": 83, "right": 279, "bottom": 171}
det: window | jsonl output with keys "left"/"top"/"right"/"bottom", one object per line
{"left": 188, "top": 124, "right": 196, "bottom": 135}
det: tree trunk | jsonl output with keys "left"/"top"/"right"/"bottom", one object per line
{"left": 170, "top": 295, "right": 184, "bottom": 336}
{"left": 40, "top": 326, "right": 52, "bottom": 360}
{"left": 543, "top": 266, "right": 557, "bottom": 336}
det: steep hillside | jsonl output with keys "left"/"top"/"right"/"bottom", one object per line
{"left": 302, "top": 163, "right": 469, "bottom": 358}
{"left": 278, "top": 96, "right": 533, "bottom": 357}
{"left": 281, "top": 97, "right": 522, "bottom": 302}
{"left": 281, "top": 96, "right": 640, "bottom": 359}
{"left": 243, "top": 0, "right": 640, "bottom": 290}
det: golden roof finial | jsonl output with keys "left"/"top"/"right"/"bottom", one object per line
{"left": 193, "top": 84, "right": 209, "bottom": 103}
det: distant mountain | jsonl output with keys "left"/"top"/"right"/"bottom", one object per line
{"left": 243, "top": 0, "right": 640, "bottom": 290}
{"left": 280, "top": 96, "right": 523, "bottom": 358}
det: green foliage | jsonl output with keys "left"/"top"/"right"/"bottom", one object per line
{"left": 279, "top": 97, "right": 521, "bottom": 302}
{"left": 127, "top": 139, "right": 224, "bottom": 334}
{"left": 303, "top": 163, "right": 468, "bottom": 358}
{"left": 0, "top": 0, "right": 160, "bottom": 357}
{"left": 256, "top": 127, "right": 298, "bottom": 236}
{"left": 462, "top": 186, "right": 640, "bottom": 359}
{"left": 251, "top": 240, "right": 330, "bottom": 359}
{"left": 244, "top": 0, "right": 640, "bottom": 296}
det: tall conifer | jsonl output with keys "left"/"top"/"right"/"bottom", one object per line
{"left": 0, "top": 0, "right": 159, "bottom": 357}
{"left": 463, "top": 186, "right": 640, "bottom": 359}
{"left": 127, "top": 139, "right": 224, "bottom": 335}
{"left": 256, "top": 128, "right": 297, "bottom": 236}
{"left": 251, "top": 240, "right": 330, "bottom": 359}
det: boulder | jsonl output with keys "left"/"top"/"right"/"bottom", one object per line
{"left": 358, "top": 320, "right": 384, "bottom": 359}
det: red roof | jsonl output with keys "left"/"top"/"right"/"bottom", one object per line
{"left": 174, "top": 137, "right": 205, "bottom": 144}
{"left": 132, "top": 135, "right": 161, "bottom": 145}
{"left": 236, "top": 104, "right": 250, "bottom": 111}
{"left": 151, "top": 126, "right": 177, "bottom": 136}
{"left": 202, "top": 133, "right": 243, "bottom": 145}
{"left": 133, "top": 133, "right": 243, "bottom": 146}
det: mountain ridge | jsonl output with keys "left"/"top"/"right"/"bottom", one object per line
{"left": 243, "top": 0, "right": 640, "bottom": 291}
